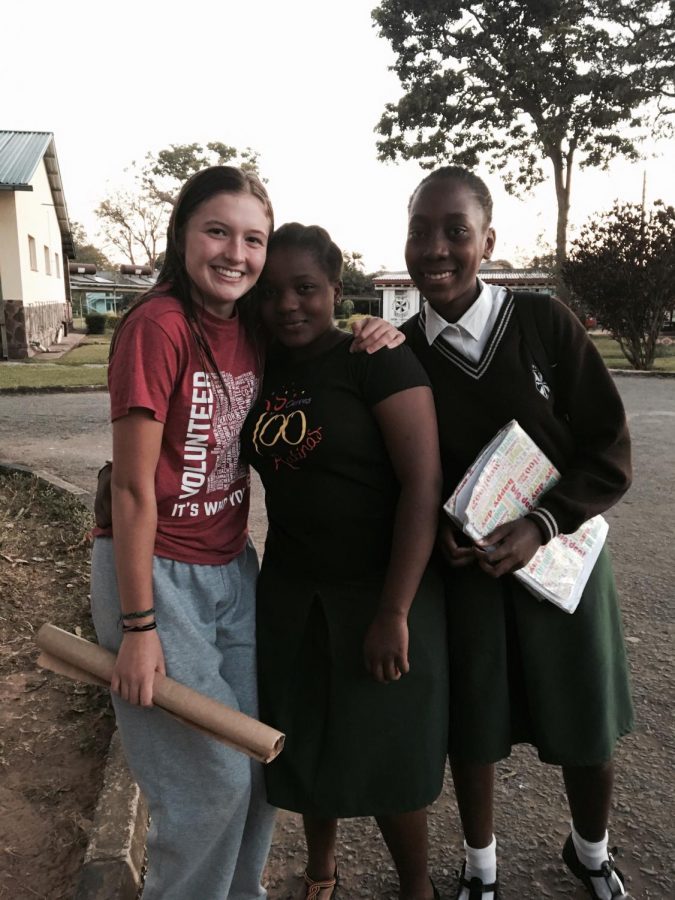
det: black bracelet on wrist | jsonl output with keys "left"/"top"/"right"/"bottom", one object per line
{"left": 119, "top": 607, "right": 156, "bottom": 623}
{"left": 122, "top": 621, "right": 157, "bottom": 633}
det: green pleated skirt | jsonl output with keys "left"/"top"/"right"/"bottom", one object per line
{"left": 255, "top": 561, "right": 449, "bottom": 818}
{"left": 444, "top": 545, "right": 634, "bottom": 766}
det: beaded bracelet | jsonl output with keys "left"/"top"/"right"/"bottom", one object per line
{"left": 119, "top": 607, "right": 155, "bottom": 623}
{"left": 122, "top": 621, "right": 157, "bottom": 633}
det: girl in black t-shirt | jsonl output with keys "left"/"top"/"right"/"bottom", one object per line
{"left": 243, "top": 223, "right": 448, "bottom": 900}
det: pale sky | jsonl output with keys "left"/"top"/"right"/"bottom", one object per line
{"left": 3, "top": 0, "right": 674, "bottom": 271}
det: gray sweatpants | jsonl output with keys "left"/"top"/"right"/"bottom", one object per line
{"left": 90, "top": 537, "right": 276, "bottom": 900}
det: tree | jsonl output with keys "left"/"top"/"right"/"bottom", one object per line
{"left": 526, "top": 251, "right": 557, "bottom": 271}
{"left": 606, "top": 0, "right": 675, "bottom": 119}
{"left": 372, "top": 1, "right": 674, "bottom": 269}
{"left": 342, "top": 251, "right": 377, "bottom": 296}
{"left": 524, "top": 234, "right": 557, "bottom": 272}
{"left": 141, "top": 142, "right": 263, "bottom": 207}
{"left": 562, "top": 200, "right": 675, "bottom": 369}
{"left": 95, "top": 141, "right": 264, "bottom": 267}
{"left": 96, "top": 188, "right": 168, "bottom": 270}
{"left": 70, "top": 222, "right": 113, "bottom": 270}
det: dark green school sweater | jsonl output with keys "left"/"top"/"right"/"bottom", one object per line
{"left": 401, "top": 292, "right": 632, "bottom": 542}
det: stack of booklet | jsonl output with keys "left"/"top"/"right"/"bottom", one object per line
{"left": 443, "top": 420, "right": 608, "bottom": 614}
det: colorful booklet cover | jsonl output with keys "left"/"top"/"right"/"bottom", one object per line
{"left": 443, "top": 420, "right": 608, "bottom": 613}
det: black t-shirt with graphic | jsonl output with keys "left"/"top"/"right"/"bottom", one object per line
{"left": 241, "top": 334, "right": 431, "bottom": 581}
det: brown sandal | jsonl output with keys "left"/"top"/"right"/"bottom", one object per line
{"left": 299, "top": 867, "right": 339, "bottom": 899}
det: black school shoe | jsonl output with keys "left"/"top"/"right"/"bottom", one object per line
{"left": 562, "top": 834, "right": 628, "bottom": 898}
{"left": 454, "top": 862, "right": 499, "bottom": 899}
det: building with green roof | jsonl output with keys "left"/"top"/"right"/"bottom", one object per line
{"left": 0, "top": 131, "right": 74, "bottom": 358}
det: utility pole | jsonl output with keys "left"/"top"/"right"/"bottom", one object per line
{"left": 641, "top": 170, "right": 647, "bottom": 211}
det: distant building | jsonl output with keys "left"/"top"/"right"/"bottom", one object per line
{"left": 373, "top": 266, "right": 555, "bottom": 327}
{"left": 0, "top": 131, "right": 75, "bottom": 358}
{"left": 69, "top": 264, "right": 156, "bottom": 315}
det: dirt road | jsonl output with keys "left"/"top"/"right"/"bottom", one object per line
{"left": 1, "top": 377, "right": 674, "bottom": 897}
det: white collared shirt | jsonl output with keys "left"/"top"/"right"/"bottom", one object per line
{"left": 423, "top": 280, "right": 508, "bottom": 363}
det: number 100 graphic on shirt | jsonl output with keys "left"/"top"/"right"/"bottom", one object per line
{"left": 250, "top": 385, "right": 323, "bottom": 471}
{"left": 171, "top": 369, "right": 259, "bottom": 518}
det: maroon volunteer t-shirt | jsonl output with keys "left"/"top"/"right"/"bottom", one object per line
{"left": 97, "top": 295, "right": 260, "bottom": 565}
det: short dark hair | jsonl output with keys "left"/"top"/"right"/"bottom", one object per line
{"left": 409, "top": 166, "right": 493, "bottom": 224}
{"left": 266, "top": 222, "right": 343, "bottom": 282}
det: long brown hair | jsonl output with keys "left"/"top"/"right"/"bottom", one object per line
{"left": 110, "top": 166, "right": 274, "bottom": 382}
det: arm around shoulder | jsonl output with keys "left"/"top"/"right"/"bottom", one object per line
{"left": 350, "top": 316, "right": 405, "bottom": 353}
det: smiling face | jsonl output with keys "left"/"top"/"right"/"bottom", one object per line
{"left": 182, "top": 191, "right": 270, "bottom": 319}
{"left": 259, "top": 246, "right": 342, "bottom": 358}
{"left": 405, "top": 179, "right": 496, "bottom": 322}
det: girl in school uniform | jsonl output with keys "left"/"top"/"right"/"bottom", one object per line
{"left": 241, "top": 223, "right": 449, "bottom": 900}
{"left": 400, "top": 167, "right": 633, "bottom": 900}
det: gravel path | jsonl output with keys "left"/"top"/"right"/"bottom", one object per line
{"left": 1, "top": 377, "right": 673, "bottom": 898}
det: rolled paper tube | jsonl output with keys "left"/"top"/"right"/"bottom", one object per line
{"left": 36, "top": 624, "right": 285, "bottom": 763}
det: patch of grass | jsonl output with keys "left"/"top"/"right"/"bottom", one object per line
{"left": 589, "top": 334, "right": 675, "bottom": 372}
{"left": 0, "top": 334, "right": 111, "bottom": 389}
{"left": 590, "top": 334, "right": 621, "bottom": 354}
{"left": 0, "top": 364, "right": 107, "bottom": 390}
{"left": 651, "top": 357, "right": 675, "bottom": 372}
{"left": 55, "top": 337, "right": 110, "bottom": 366}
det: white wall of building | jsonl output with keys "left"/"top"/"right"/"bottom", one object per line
{"left": 379, "top": 285, "right": 421, "bottom": 326}
{"left": 12, "top": 159, "right": 66, "bottom": 305}
{"left": 0, "top": 191, "right": 22, "bottom": 298}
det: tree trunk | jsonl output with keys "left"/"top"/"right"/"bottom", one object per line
{"left": 550, "top": 147, "right": 573, "bottom": 300}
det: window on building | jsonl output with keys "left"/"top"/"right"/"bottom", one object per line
{"left": 28, "top": 235, "right": 37, "bottom": 271}
{"left": 44, "top": 246, "right": 51, "bottom": 275}
{"left": 54, "top": 252, "right": 60, "bottom": 278}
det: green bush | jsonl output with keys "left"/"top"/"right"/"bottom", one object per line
{"left": 84, "top": 313, "right": 107, "bottom": 335}
{"left": 336, "top": 298, "right": 355, "bottom": 319}
{"left": 105, "top": 314, "right": 122, "bottom": 331}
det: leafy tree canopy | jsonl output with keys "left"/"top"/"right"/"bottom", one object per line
{"left": 563, "top": 200, "right": 675, "bottom": 369}
{"left": 96, "top": 189, "right": 167, "bottom": 270}
{"left": 342, "top": 251, "right": 378, "bottom": 296}
{"left": 142, "top": 142, "right": 263, "bottom": 207}
{"left": 373, "top": 0, "right": 674, "bottom": 266}
{"left": 94, "top": 141, "right": 263, "bottom": 267}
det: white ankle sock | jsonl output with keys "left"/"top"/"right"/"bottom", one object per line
{"left": 571, "top": 823, "right": 626, "bottom": 899}
{"left": 458, "top": 835, "right": 497, "bottom": 900}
